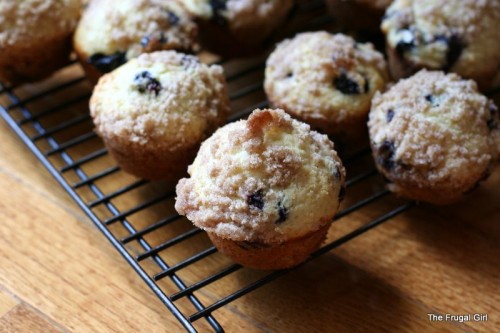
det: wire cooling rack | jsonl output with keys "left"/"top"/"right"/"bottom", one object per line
{"left": 0, "top": 2, "right": 419, "bottom": 332}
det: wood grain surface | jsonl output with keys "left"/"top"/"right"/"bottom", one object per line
{"left": 1, "top": 4, "right": 499, "bottom": 332}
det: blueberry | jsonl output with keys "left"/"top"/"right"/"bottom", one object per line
{"left": 425, "top": 94, "right": 436, "bottom": 106}
{"left": 425, "top": 94, "right": 443, "bottom": 107}
{"left": 209, "top": 0, "right": 228, "bottom": 26}
{"left": 334, "top": 72, "right": 360, "bottom": 95}
{"left": 181, "top": 55, "right": 200, "bottom": 69}
{"left": 133, "top": 71, "right": 162, "bottom": 95}
{"left": 387, "top": 109, "right": 395, "bottom": 123}
{"left": 247, "top": 190, "right": 264, "bottom": 210}
{"left": 435, "top": 34, "right": 464, "bottom": 71}
{"left": 88, "top": 52, "right": 127, "bottom": 73}
{"left": 275, "top": 201, "right": 288, "bottom": 224}
{"left": 140, "top": 36, "right": 150, "bottom": 48}
{"left": 167, "top": 11, "right": 180, "bottom": 25}
{"left": 333, "top": 166, "right": 341, "bottom": 180}
{"left": 395, "top": 29, "right": 416, "bottom": 57}
{"left": 488, "top": 102, "right": 498, "bottom": 130}
{"left": 377, "top": 140, "right": 396, "bottom": 171}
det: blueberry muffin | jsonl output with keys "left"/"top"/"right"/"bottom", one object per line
{"left": 74, "top": 0, "right": 198, "bottom": 83}
{"left": 382, "top": 0, "right": 500, "bottom": 91}
{"left": 0, "top": 0, "right": 80, "bottom": 84}
{"left": 368, "top": 70, "right": 500, "bottom": 205}
{"left": 325, "top": 0, "right": 392, "bottom": 33}
{"left": 264, "top": 32, "right": 389, "bottom": 143}
{"left": 183, "top": 0, "right": 294, "bottom": 56}
{"left": 175, "top": 109, "right": 346, "bottom": 270}
{"left": 89, "top": 51, "right": 230, "bottom": 180}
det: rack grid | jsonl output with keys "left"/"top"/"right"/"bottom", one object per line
{"left": 0, "top": 2, "right": 421, "bottom": 332}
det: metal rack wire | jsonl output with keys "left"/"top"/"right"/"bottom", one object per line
{"left": 0, "top": 2, "right": 418, "bottom": 332}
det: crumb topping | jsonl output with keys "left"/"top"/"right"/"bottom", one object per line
{"left": 176, "top": 109, "right": 345, "bottom": 243}
{"left": 90, "top": 51, "right": 229, "bottom": 151}
{"left": 369, "top": 70, "right": 499, "bottom": 198}
{"left": 264, "top": 32, "right": 388, "bottom": 124}
{"left": 74, "top": 0, "right": 198, "bottom": 62}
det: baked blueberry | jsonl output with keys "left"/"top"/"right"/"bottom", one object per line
{"left": 181, "top": 54, "right": 201, "bottom": 69}
{"left": 247, "top": 190, "right": 265, "bottom": 210}
{"left": 333, "top": 166, "right": 342, "bottom": 180}
{"left": 133, "top": 71, "right": 162, "bottom": 95}
{"left": 276, "top": 201, "right": 289, "bottom": 224}
{"left": 378, "top": 140, "right": 396, "bottom": 171}
{"left": 167, "top": 11, "right": 180, "bottom": 26}
{"left": 334, "top": 71, "right": 361, "bottom": 95}
{"left": 487, "top": 103, "right": 499, "bottom": 130}
{"left": 395, "top": 29, "right": 416, "bottom": 57}
{"left": 386, "top": 109, "right": 395, "bottom": 123}
{"left": 88, "top": 52, "right": 127, "bottom": 74}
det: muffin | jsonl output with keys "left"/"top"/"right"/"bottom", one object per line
{"left": 74, "top": 0, "right": 198, "bottom": 83}
{"left": 325, "top": 0, "right": 392, "bottom": 33}
{"left": 175, "top": 109, "right": 346, "bottom": 270}
{"left": 183, "top": 0, "right": 294, "bottom": 56}
{"left": 89, "top": 51, "right": 230, "bottom": 180}
{"left": 381, "top": 0, "right": 500, "bottom": 91}
{"left": 0, "top": 0, "right": 80, "bottom": 85}
{"left": 264, "top": 32, "right": 389, "bottom": 143}
{"left": 368, "top": 70, "right": 500, "bottom": 205}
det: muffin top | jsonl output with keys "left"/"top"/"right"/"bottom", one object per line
{"left": 369, "top": 70, "right": 499, "bottom": 195}
{"left": 74, "top": 0, "right": 198, "bottom": 73}
{"left": 265, "top": 32, "right": 388, "bottom": 123}
{"left": 175, "top": 109, "right": 346, "bottom": 244}
{"left": 90, "top": 51, "right": 229, "bottom": 151}
{"left": 382, "top": 0, "right": 500, "bottom": 85}
{"left": 183, "top": 0, "right": 293, "bottom": 36}
{"left": 0, "top": 0, "right": 80, "bottom": 46}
